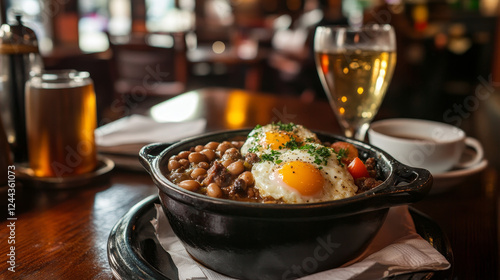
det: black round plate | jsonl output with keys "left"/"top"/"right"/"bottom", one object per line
{"left": 107, "top": 195, "right": 453, "bottom": 280}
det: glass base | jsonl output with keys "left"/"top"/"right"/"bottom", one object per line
{"left": 343, "top": 123, "right": 370, "bottom": 142}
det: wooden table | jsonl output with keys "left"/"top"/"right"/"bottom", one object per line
{"left": 1, "top": 87, "right": 498, "bottom": 279}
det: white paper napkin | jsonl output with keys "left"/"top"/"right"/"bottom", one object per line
{"left": 96, "top": 114, "right": 206, "bottom": 151}
{"left": 150, "top": 205, "right": 450, "bottom": 280}
{"left": 94, "top": 114, "right": 206, "bottom": 169}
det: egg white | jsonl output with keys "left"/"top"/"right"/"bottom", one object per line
{"left": 252, "top": 147, "right": 358, "bottom": 204}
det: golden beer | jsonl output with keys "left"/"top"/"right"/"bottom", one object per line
{"left": 314, "top": 25, "right": 396, "bottom": 140}
{"left": 315, "top": 50, "right": 396, "bottom": 132}
{"left": 25, "top": 70, "right": 97, "bottom": 177}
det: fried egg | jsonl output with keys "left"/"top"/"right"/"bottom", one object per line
{"left": 241, "top": 123, "right": 320, "bottom": 156}
{"left": 252, "top": 144, "right": 358, "bottom": 203}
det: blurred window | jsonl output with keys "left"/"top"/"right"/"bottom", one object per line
{"left": 78, "top": 0, "right": 110, "bottom": 52}
{"left": 109, "top": 0, "right": 132, "bottom": 36}
{"left": 145, "top": 0, "right": 195, "bottom": 32}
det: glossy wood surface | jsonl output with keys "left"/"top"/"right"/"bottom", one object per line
{"left": 1, "top": 87, "right": 498, "bottom": 279}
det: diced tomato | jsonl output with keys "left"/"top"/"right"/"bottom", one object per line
{"left": 347, "top": 157, "right": 370, "bottom": 179}
{"left": 331, "top": 141, "right": 358, "bottom": 165}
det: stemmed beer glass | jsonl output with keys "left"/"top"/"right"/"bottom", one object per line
{"left": 314, "top": 25, "right": 396, "bottom": 141}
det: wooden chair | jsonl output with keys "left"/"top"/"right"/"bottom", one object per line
{"left": 108, "top": 33, "right": 188, "bottom": 98}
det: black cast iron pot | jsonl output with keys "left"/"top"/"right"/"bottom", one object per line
{"left": 139, "top": 129, "right": 432, "bottom": 280}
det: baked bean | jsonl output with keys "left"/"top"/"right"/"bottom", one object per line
{"left": 178, "top": 180, "right": 200, "bottom": 191}
{"left": 191, "top": 168, "right": 207, "bottom": 179}
{"left": 198, "top": 162, "right": 210, "bottom": 169}
{"left": 217, "top": 142, "right": 233, "bottom": 154}
{"left": 222, "top": 159, "right": 233, "bottom": 168}
{"left": 177, "top": 151, "right": 191, "bottom": 159}
{"left": 224, "top": 147, "right": 240, "bottom": 159}
{"left": 195, "top": 145, "right": 205, "bottom": 152}
{"left": 238, "top": 171, "right": 254, "bottom": 186}
{"left": 231, "top": 141, "right": 243, "bottom": 149}
{"left": 200, "top": 149, "right": 216, "bottom": 161}
{"left": 207, "top": 183, "right": 222, "bottom": 198}
{"left": 188, "top": 152, "right": 208, "bottom": 163}
{"left": 225, "top": 147, "right": 238, "bottom": 154}
{"left": 168, "top": 159, "right": 181, "bottom": 171}
{"left": 178, "top": 159, "right": 189, "bottom": 168}
{"left": 227, "top": 160, "right": 245, "bottom": 176}
{"left": 205, "top": 141, "right": 219, "bottom": 150}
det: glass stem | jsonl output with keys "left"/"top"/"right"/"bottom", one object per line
{"left": 344, "top": 123, "right": 370, "bottom": 142}
{"left": 354, "top": 123, "right": 370, "bottom": 142}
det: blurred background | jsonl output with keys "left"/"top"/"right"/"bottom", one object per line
{"left": 4, "top": 0, "right": 500, "bottom": 124}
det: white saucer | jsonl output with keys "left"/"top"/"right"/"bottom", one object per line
{"left": 430, "top": 159, "right": 488, "bottom": 194}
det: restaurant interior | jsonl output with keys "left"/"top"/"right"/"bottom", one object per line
{"left": 1, "top": 0, "right": 500, "bottom": 279}
{"left": 5, "top": 0, "right": 498, "bottom": 121}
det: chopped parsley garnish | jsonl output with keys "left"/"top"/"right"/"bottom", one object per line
{"left": 249, "top": 125, "right": 262, "bottom": 139}
{"left": 272, "top": 121, "right": 296, "bottom": 132}
{"left": 305, "top": 137, "right": 316, "bottom": 143}
{"left": 282, "top": 136, "right": 302, "bottom": 150}
{"left": 260, "top": 150, "right": 282, "bottom": 164}
{"left": 249, "top": 144, "right": 262, "bottom": 153}
{"left": 335, "top": 148, "right": 348, "bottom": 167}
{"left": 299, "top": 144, "right": 332, "bottom": 166}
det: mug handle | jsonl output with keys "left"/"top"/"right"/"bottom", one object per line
{"left": 454, "top": 137, "right": 484, "bottom": 169}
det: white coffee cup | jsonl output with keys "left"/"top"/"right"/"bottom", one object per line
{"left": 368, "top": 118, "right": 484, "bottom": 174}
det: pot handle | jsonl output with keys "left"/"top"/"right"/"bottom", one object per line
{"left": 371, "top": 164, "right": 433, "bottom": 206}
{"left": 139, "top": 142, "right": 172, "bottom": 174}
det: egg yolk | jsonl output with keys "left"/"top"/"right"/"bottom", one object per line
{"left": 264, "top": 131, "right": 293, "bottom": 150}
{"left": 278, "top": 161, "right": 324, "bottom": 196}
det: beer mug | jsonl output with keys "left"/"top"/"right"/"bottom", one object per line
{"left": 25, "top": 70, "right": 97, "bottom": 177}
